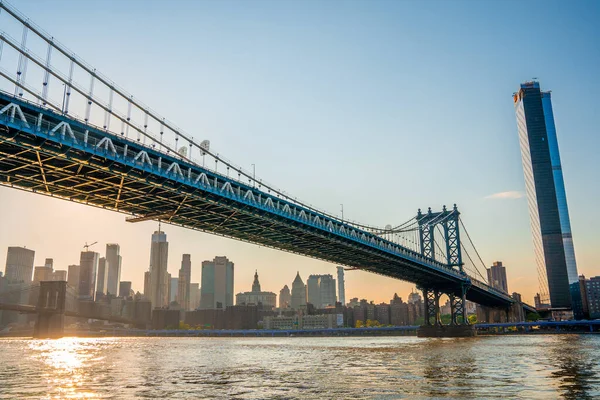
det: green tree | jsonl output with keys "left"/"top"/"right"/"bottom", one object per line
{"left": 526, "top": 312, "right": 540, "bottom": 322}
{"left": 468, "top": 315, "right": 477, "bottom": 324}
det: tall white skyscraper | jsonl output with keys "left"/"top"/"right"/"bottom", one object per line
{"left": 96, "top": 257, "right": 108, "bottom": 296}
{"left": 306, "top": 274, "right": 336, "bottom": 308}
{"left": 337, "top": 266, "right": 346, "bottom": 306}
{"left": 178, "top": 254, "right": 191, "bottom": 310}
{"left": 148, "top": 230, "right": 169, "bottom": 309}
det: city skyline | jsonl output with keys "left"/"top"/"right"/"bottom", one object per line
{"left": 0, "top": 0, "right": 598, "bottom": 305}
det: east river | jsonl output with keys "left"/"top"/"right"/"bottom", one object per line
{"left": 0, "top": 335, "right": 599, "bottom": 399}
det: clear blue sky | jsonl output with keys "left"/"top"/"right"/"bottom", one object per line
{"left": 0, "top": 0, "right": 598, "bottom": 303}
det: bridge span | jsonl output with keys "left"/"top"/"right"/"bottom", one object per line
{"left": 0, "top": 1, "right": 531, "bottom": 336}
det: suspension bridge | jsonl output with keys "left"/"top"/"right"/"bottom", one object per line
{"left": 0, "top": 2, "right": 534, "bottom": 337}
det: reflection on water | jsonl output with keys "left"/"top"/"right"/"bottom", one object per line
{"left": 0, "top": 335, "right": 599, "bottom": 399}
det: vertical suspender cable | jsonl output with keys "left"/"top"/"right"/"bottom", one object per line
{"left": 64, "top": 59, "right": 74, "bottom": 114}
{"left": 126, "top": 96, "right": 132, "bottom": 139}
{"left": 104, "top": 87, "right": 113, "bottom": 130}
{"left": 15, "top": 24, "right": 28, "bottom": 96}
{"left": 42, "top": 41, "right": 53, "bottom": 105}
{"left": 85, "top": 69, "right": 95, "bottom": 122}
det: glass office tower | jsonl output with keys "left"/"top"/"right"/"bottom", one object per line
{"left": 514, "top": 81, "right": 581, "bottom": 316}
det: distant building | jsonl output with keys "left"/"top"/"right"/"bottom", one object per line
{"left": 236, "top": 270, "right": 277, "bottom": 310}
{"left": 291, "top": 272, "right": 306, "bottom": 310}
{"left": 79, "top": 251, "right": 99, "bottom": 300}
{"left": 148, "top": 230, "right": 169, "bottom": 309}
{"left": 96, "top": 257, "right": 108, "bottom": 296}
{"left": 67, "top": 265, "right": 80, "bottom": 294}
{"left": 487, "top": 261, "right": 508, "bottom": 293}
{"left": 119, "top": 281, "right": 132, "bottom": 298}
{"left": 306, "top": 274, "right": 336, "bottom": 308}
{"left": 279, "top": 285, "right": 291, "bottom": 309}
{"left": 189, "top": 283, "right": 201, "bottom": 310}
{"left": 580, "top": 275, "right": 600, "bottom": 319}
{"left": 336, "top": 267, "right": 346, "bottom": 306}
{"left": 53, "top": 270, "right": 67, "bottom": 281}
{"left": 375, "top": 303, "right": 390, "bottom": 325}
{"left": 200, "top": 256, "right": 234, "bottom": 309}
{"left": 407, "top": 290, "right": 422, "bottom": 305}
{"left": 170, "top": 277, "right": 179, "bottom": 303}
{"left": 33, "top": 266, "right": 52, "bottom": 282}
{"left": 178, "top": 254, "right": 191, "bottom": 310}
{"left": 105, "top": 244, "right": 122, "bottom": 296}
{"left": 347, "top": 297, "right": 360, "bottom": 308}
{"left": 4, "top": 247, "right": 35, "bottom": 284}
{"left": 263, "top": 314, "right": 340, "bottom": 330}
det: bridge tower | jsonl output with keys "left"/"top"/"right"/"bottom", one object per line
{"left": 34, "top": 281, "right": 67, "bottom": 339}
{"left": 417, "top": 205, "right": 474, "bottom": 337}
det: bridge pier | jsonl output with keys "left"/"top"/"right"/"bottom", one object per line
{"left": 418, "top": 286, "right": 475, "bottom": 338}
{"left": 34, "top": 281, "right": 67, "bottom": 339}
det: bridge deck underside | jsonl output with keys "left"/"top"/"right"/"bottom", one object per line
{"left": 0, "top": 96, "right": 511, "bottom": 308}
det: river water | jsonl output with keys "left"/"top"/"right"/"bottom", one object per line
{"left": 0, "top": 335, "right": 599, "bottom": 399}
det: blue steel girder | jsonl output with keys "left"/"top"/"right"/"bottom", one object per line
{"left": 0, "top": 92, "right": 513, "bottom": 308}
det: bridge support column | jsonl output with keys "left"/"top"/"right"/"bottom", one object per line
{"left": 34, "top": 281, "right": 66, "bottom": 339}
{"left": 418, "top": 286, "right": 476, "bottom": 338}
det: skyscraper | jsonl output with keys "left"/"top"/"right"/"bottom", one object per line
{"left": 200, "top": 256, "right": 234, "bottom": 309}
{"left": 487, "top": 261, "right": 508, "bottom": 293}
{"left": 170, "top": 277, "right": 179, "bottom": 303}
{"left": 79, "top": 251, "right": 99, "bottom": 300}
{"left": 119, "top": 281, "right": 132, "bottom": 298}
{"left": 105, "top": 244, "right": 121, "bottom": 296}
{"left": 337, "top": 266, "right": 346, "bottom": 306}
{"left": 514, "top": 81, "right": 580, "bottom": 313}
{"left": 148, "top": 230, "right": 169, "bottom": 309}
{"left": 279, "top": 285, "right": 291, "bottom": 309}
{"left": 96, "top": 257, "right": 108, "bottom": 296}
{"left": 306, "top": 274, "right": 336, "bottom": 308}
{"left": 4, "top": 247, "right": 35, "bottom": 284}
{"left": 178, "top": 254, "right": 191, "bottom": 310}
{"left": 67, "top": 264, "right": 80, "bottom": 294}
{"left": 291, "top": 272, "right": 306, "bottom": 309}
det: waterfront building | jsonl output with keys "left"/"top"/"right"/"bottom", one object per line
{"left": 105, "top": 244, "right": 122, "bottom": 296}
{"left": 337, "top": 266, "right": 346, "bottom": 306}
{"left": 170, "top": 277, "right": 179, "bottom": 303}
{"left": 487, "top": 261, "right": 509, "bottom": 293}
{"left": 96, "top": 257, "right": 108, "bottom": 296}
{"left": 119, "top": 281, "right": 132, "bottom": 298}
{"left": 178, "top": 254, "right": 191, "bottom": 310}
{"left": 4, "top": 247, "right": 35, "bottom": 284}
{"left": 79, "top": 251, "right": 99, "bottom": 300}
{"left": 579, "top": 275, "right": 600, "bottom": 319}
{"left": 279, "top": 285, "right": 291, "bottom": 309}
{"left": 235, "top": 270, "right": 277, "bottom": 310}
{"left": 375, "top": 303, "right": 390, "bottom": 325}
{"left": 347, "top": 297, "right": 360, "bottom": 308}
{"left": 148, "top": 230, "right": 169, "bottom": 309}
{"left": 514, "top": 81, "right": 580, "bottom": 314}
{"left": 263, "top": 314, "right": 340, "bottom": 330}
{"left": 200, "top": 256, "right": 234, "bottom": 309}
{"left": 291, "top": 272, "right": 306, "bottom": 310}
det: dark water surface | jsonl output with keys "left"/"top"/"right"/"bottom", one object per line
{"left": 0, "top": 335, "right": 599, "bottom": 399}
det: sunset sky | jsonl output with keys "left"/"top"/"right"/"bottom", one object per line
{"left": 1, "top": 0, "right": 599, "bottom": 304}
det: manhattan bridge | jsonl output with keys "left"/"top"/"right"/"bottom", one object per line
{"left": 0, "top": 1, "right": 533, "bottom": 337}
